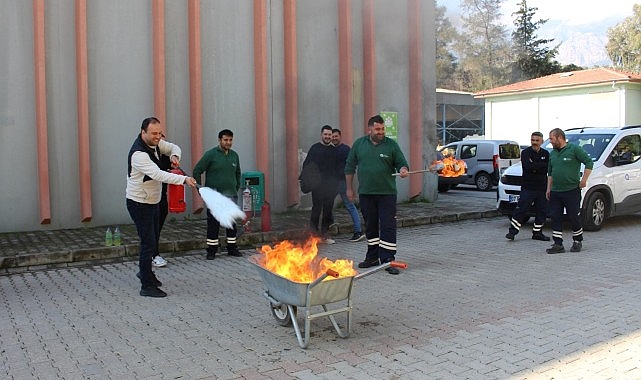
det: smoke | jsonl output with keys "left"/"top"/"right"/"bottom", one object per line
{"left": 198, "top": 187, "right": 246, "bottom": 229}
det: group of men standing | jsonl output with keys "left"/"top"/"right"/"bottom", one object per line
{"left": 506, "top": 129, "right": 593, "bottom": 255}
{"left": 301, "top": 125, "right": 365, "bottom": 245}
{"left": 126, "top": 120, "right": 243, "bottom": 297}
{"left": 126, "top": 114, "right": 409, "bottom": 297}
{"left": 301, "top": 115, "right": 409, "bottom": 274}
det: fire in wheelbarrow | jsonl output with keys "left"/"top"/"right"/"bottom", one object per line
{"left": 249, "top": 237, "right": 407, "bottom": 348}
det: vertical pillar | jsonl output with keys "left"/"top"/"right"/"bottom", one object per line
{"left": 408, "top": 0, "right": 423, "bottom": 198}
{"left": 33, "top": 0, "right": 51, "bottom": 224}
{"left": 361, "top": 0, "right": 376, "bottom": 131}
{"left": 152, "top": 0, "right": 166, "bottom": 124}
{"left": 338, "top": 0, "right": 354, "bottom": 143}
{"left": 75, "top": 0, "right": 92, "bottom": 222}
{"left": 253, "top": 0, "right": 270, "bottom": 202}
{"left": 283, "top": 0, "right": 300, "bottom": 207}
{"left": 188, "top": 0, "right": 204, "bottom": 212}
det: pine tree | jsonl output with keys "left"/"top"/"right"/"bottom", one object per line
{"left": 435, "top": 1, "right": 460, "bottom": 89}
{"left": 457, "top": 0, "right": 511, "bottom": 91}
{"left": 510, "top": 0, "right": 560, "bottom": 81}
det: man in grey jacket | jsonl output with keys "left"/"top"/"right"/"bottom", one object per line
{"left": 126, "top": 117, "right": 197, "bottom": 297}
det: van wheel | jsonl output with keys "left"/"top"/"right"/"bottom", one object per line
{"left": 583, "top": 192, "right": 606, "bottom": 231}
{"left": 475, "top": 172, "right": 492, "bottom": 191}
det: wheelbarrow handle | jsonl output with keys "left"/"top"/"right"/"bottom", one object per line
{"left": 309, "top": 269, "right": 340, "bottom": 288}
{"left": 354, "top": 261, "right": 407, "bottom": 279}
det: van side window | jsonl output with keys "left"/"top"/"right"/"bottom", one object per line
{"left": 460, "top": 145, "right": 476, "bottom": 159}
{"left": 610, "top": 135, "right": 641, "bottom": 166}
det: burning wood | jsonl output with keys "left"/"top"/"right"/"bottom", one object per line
{"left": 257, "top": 237, "right": 357, "bottom": 283}
{"left": 430, "top": 156, "right": 466, "bottom": 177}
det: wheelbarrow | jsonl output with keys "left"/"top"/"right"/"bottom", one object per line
{"left": 248, "top": 254, "right": 407, "bottom": 348}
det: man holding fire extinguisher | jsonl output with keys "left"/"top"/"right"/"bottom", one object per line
{"left": 126, "top": 117, "right": 197, "bottom": 298}
{"left": 193, "top": 129, "right": 242, "bottom": 259}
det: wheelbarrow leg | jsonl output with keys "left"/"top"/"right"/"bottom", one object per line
{"left": 290, "top": 305, "right": 310, "bottom": 349}
{"left": 323, "top": 304, "right": 350, "bottom": 338}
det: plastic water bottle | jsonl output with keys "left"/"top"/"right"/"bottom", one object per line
{"left": 105, "top": 228, "right": 113, "bottom": 246}
{"left": 113, "top": 227, "right": 121, "bottom": 246}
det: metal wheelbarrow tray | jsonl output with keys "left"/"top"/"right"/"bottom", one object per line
{"left": 248, "top": 254, "right": 404, "bottom": 348}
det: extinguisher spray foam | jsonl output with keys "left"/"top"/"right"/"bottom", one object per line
{"left": 198, "top": 187, "right": 247, "bottom": 229}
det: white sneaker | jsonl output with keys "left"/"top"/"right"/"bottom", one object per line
{"left": 152, "top": 256, "right": 167, "bottom": 267}
{"left": 323, "top": 238, "right": 336, "bottom": 245}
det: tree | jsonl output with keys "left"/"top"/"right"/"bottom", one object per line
{"left": 510, "top": 0, "right": 560, "bottom": 81}
{"left": 606, "top": 4, "right": 641, "bottom": 73}
{"left": 456, "top": 0, "right": 511, "bottom": 91}
{"left": 435, "top": 1, "right": 460, "bottom": 89}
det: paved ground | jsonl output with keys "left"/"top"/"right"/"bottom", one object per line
{"left": 2, "top": 191, "right": 641, "bottom": 379}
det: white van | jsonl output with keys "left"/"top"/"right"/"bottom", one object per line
{"left": 497, "top": 126, "right": 641, "bottom": 231}
{"left": 439, "top": 140, "right": 521, "bottom": 191}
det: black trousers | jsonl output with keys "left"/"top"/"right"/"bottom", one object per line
{"left": 126, "top": 199, "right": 159, "bottom": 287}
{"left": 509, "top": 188, "right": 548, "bottom": 235}
{"left": 360, "top": 194, "right": 397, "bottom": 263}
{"left": 549, "top": 187, "right": 583, "bottom": 245}
{"left": 310, "top": 188, "right": 337, "bottom": 235}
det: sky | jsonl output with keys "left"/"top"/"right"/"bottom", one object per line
{"left": 497, "top": 0, "right": 638, "bottom": 26}
{"left": 438, "top": 0, "right": 639, "bottom": 65}
{"left": 439, "top": 0, "right": 638, "bottom": 27}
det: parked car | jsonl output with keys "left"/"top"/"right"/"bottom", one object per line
{"left": 438, "top": 140, "right": 521, "bottom": 191}
{"left": 497, "top": 126, "right": 641, "bottom": 231}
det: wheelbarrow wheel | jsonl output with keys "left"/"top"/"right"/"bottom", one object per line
{"left": 270, "top": 302, "right": 296, "bottom": 327}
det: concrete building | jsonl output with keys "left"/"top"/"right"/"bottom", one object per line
{"left": 1, "top": 0, "right": 436, "bottom": 233}
{"left": 475, "top": 68, "right": 641, "bottom": 145}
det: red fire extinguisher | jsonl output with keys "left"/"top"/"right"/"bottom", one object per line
{"left": 168, "top": 167, "right": 187, "bottom": 213}
{"left": 261, "top": 201, "right": 271, "bottom": 232}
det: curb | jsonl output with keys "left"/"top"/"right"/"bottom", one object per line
{"left": 1, "top": 209, "right": 500, "bottom": 274}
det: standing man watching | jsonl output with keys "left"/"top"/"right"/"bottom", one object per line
{"left": 345, "top": 115, "right": 409, "bottom": 274}
{"left": 505, "top": 131, "right": 550, "bottom": 241}
{"left": 193, "top": 129, "right": 242, "bottom": 259}
{"left": 545, "top": 128, "right": 593, "bottom": 254}
{"left": 332, "top": 128, "right": 364, "bottom": 242}
{"left": 127, "top": 117, "right": 197, "bottom": 297}
{"left": 302, "top": 125, "right": 339, "bottom": 244}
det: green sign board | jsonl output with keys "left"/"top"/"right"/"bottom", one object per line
{"left": 380, "top": 111, "right": 398, "bottom": 141}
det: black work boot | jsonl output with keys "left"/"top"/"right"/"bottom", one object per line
{"left": 227, "top": 244, "right": 242, "bottom": 257}
{"left": 532, "top": 232, "right": 551, "bottom": 241}
{"left": 206, "top": 246, "right": 218, "bottom": 260}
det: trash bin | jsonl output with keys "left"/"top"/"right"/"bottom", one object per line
{"left": 240, "top": 171, "right": 265, "bottom": 213}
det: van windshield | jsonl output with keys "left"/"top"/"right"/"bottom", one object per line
{"left": 542, "top": 133, "right": 615, "bottom": 161}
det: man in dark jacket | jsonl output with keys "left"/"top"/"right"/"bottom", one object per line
{"left": 302, "top": 125, "right": 339, "bottom": 244}
{"left": 506, "top": 131, "right": 551, "bottom": 241}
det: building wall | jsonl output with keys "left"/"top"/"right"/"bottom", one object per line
{"left": 483, "top": 84, "right": 641, "bottom": 145}
{"left": 0, "top": 0, "right": 435, "bottom": 233}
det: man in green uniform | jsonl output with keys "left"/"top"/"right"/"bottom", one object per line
{"left": 194, "top": 129, "right": 242, "bottom": 259}
{"left": 545, "top": 128, "right": 593, "bottom": 254}
{"left": 345, "top": 115, "right": 409, "bottom": 274}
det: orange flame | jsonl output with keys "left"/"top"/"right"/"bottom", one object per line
{"left": 431, "top": 156, "right": 466, "bottom": 177}
{"left": 257, "top": 237, "right": 357, "bottom": 283}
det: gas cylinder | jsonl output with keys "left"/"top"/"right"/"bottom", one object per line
{"left": 241, "top": 183, "right": 253, "bottom": 231}
{"left": 168, "top": 168, "right": 187, "bottom": 213}
{"left": 242, "top": 183, "right": 253, "bottom": 219}
{"left": 260, "top": 201, "right": 271, "bottom": 232}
